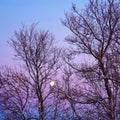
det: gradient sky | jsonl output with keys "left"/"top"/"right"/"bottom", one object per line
{"left": 0, "top": 0, "right": 88, "bottom": 66}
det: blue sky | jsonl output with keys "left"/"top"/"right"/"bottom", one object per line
{"left": 0, "top": 0, "right": 88, "bottom": 66}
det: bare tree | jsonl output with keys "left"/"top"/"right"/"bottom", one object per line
{"left": 10, "top": 24, "right": 60, "bottom": 120}
{"left": 62, "top": 0, "right": 120, "bottom": 120}
{"left": 50, "top": 65, "right": 85, "bottom": 120}
{"left": 0, "top": 67, "right": 37, "bottom": 120}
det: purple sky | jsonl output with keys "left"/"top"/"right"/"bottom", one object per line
{"left": 0, "top": 0, "right": 88, "bottom": 66}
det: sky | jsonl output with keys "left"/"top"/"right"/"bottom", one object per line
{"left": 0, "top": 0, "right": 88, "bottom": 66}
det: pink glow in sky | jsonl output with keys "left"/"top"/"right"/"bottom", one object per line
{"left": 0, "top": 0, "right": 88, "bottom": 66}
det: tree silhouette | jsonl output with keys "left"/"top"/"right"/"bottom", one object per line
{"left": 10, "top": 24, "right": 60, "bottom": 120}
{"left": 62, "top": 0, "right": 120, "bottom": 119}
